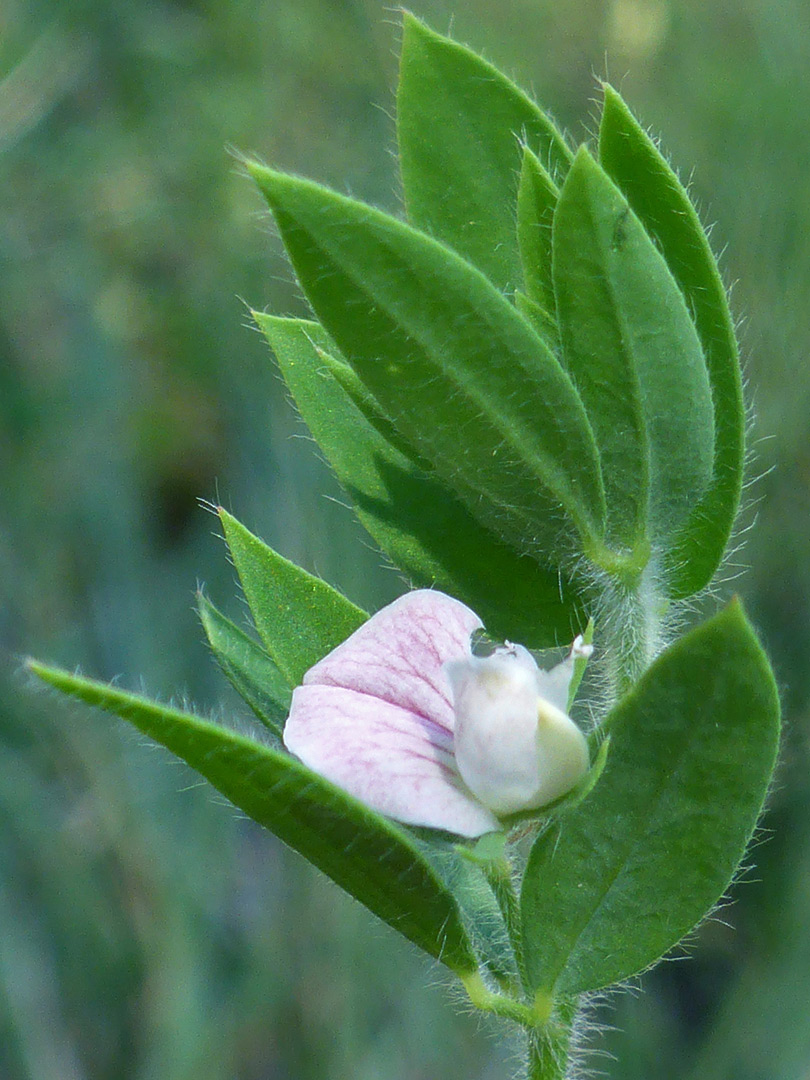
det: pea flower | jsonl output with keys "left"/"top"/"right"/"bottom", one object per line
{"left": 283, "top": 590, "right": 591, "bottom": 838}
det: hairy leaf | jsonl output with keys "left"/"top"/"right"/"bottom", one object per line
{"left": 197, "top": 591, "right": 290, "bottom": 740}
{"left": 517, "top": 147, "right": 559, "bottom": 315}
{"left": 219, "top": 508, "right": 366, "bottom": 685}
{"left": 28, "top": 663, "right": 478, "bottom": 974}
{"left": 599, "top": 85, "right": 744, "bottom": 597}
{"left": 521, "top": 601, "right": 780, "bottom": 994}
{"left": 554, "top": 148, "right": 714, "bottom": 551}
{"left": 398, "top": 13, "right": 572, "bottom": 293}
{"left": 255, "top": 313, "right": 587, "bottom": 646}
{"left": 249, "top": 163, "right": 607, "bottom": 563}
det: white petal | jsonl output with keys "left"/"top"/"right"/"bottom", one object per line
{"left": 284, "top": 683, "right": 499, "bottom": 837}
{"left": 304, "top": 589, "right": 482, "bottom": 733}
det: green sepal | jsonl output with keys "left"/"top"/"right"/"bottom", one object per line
{"left": 248, "top": 163, "right": 607, "bottom": 563}
{"left": 424, "top": 838, "right": 519, "bottom": 987}
{"left": 598, "top": 85, "right": 744, "bottom": 598}
{"left": 554, "top": 147, "right": 715, "bottom": 553}
{"left": 197, "top": 591, "right": 290, "bottom": 741}
{"left": 218, "top": 508, "right": 366, "bottom": 686}
{"left": 568, "top": 616, "right": 595, "bottom": 711}
{"left": 27, "top": 662, "right": 479, "bottom": 974}
{"left": 254, "top": 313, "right": 587, "bottom": 647}
{"left": 397, "top": 12, "right": 572, "bottom": 293}
{"left": 517, "top": 147, "right": 559, "bottom": 314}
{"left": 520, "top": 600, "right": 780, "bottom": 995}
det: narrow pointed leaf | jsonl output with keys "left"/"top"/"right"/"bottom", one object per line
{"left": 218, "top": 508, "right": 366, "bottom": 685}
{"left": 520, "top": 600, "right": 780, "bottom": 994}
{"left": 249, "top": 164, "right": 606, "bottom": 562}
{"left": 554, "top": 148, "right": 714, "bottom": 550}
{"left": 197, "top": 591, "right": 290, "bottom": 740}
{"left": 397, "top": 13, "right": 572, "bottom": 293}
{"left": 599, "top": 85, "right": 744, "bottom": 597}
{"left": 254, "top": 313, "right": 586, "bottom": 646}
{"left": 27, "top": 663, "right": 478, "bottom": 973}
{"left": 517, "top": 147, "right": 559, "bottom": 314}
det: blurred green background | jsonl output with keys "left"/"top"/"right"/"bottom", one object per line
{"left": 2, "top": 0, "right": 809, "bottom": 1076}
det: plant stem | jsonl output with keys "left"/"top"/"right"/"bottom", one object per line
{"left": 600, "top": 556, "right": 667, "bottom": 702}
{"left": 526, "top": 996, "right": 578, "bottom": 1080}
{"left": 461, "top": 971, "right": 580, "bottom": 1079}
{"left": 482, "top": 854, "right": 529, "bottom": 989}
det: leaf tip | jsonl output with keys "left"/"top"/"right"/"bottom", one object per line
{"left": 400, "top": 8, "right": 431, "bottom": 42}
{"left": 23, "top": 655, "right": 41, "bottom": 680}
{"left": 216, "top": 505, "right": 240, "bottom": 539}
{"left": 24, "top": 658, "right": 62, "bottom": 693}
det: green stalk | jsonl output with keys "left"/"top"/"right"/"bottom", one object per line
{"left": 599, "top": 556, "right": 668, "bottom": 701}
{"left": 527, "top": 996, "right": 579, "bottom": 1080}
{"left": 482, "top": 854, "right": 529, "bottom": 990}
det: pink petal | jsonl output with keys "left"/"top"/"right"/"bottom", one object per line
{"left": 304, "top": 589, "right": 482, "bottom": 734}
{"left": 284, "top": 683, "right": 499, "bottom": 837}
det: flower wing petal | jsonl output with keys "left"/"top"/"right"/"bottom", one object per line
{"left": 284, "top": 683, "right": 499, "bottom": 837}
{"left": 303, "top": 590, "right": 482, "bottom": 734}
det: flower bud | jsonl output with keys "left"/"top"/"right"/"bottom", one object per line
{"left": 445, "top": 641, "right": 590, "bottom": 816}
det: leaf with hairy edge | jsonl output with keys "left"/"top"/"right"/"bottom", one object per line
{"left": 517, "top": 147, "right": 559, "bottom": 315}
{"left": 599, "top": 85, "right": 744, "bottom": 597}
{"left": 554, "top": 148, "right": 714, "bottom": 552}
{"left": 27, "top": 663, "right": 478, "bottom": 973}
{"left": 314, "top": 344, "right": 433, "bottom": 468}
{"left": 249, "top": 164, "right": 608, "bottom": 566}
{"left": 397, "top": 13, "right": 572, "bottom": 293}
{"left": 254, "top": 313, "right": 586, "bottom": 647}
{"left": 218, "top": 508, "right": 366, "bottom": 686}
{"left": 197, "top": 591, "right": 290, "bottom": 741}
{"left": 520, "top": 600, "right": 780, "bottom": 995}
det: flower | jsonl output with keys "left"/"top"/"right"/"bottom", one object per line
{"left": 283, "top": 590, "right": 591, "bottom": 838}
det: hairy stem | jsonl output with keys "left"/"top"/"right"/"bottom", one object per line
{"left": 482, "top": 854, "right": 529, "bottom": 990}
{"left": 599, "top": 556, "right": 668, "bottom": 703}
{"left": 526, "top": 996, "right": 579, "bottom": 1080}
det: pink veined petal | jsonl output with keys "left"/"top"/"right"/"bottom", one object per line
{"left": 284, "top": 683, "right": 499, "bottom": 838}
{"left": 303, "top": 589, "right": 482, "bottom": 734}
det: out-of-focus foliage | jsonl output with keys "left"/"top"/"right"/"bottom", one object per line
{"left": 2, "top": 0, "right": 809, "bottom": 1077}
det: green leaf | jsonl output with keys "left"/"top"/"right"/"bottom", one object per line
{"left": 218, "top": 508, "right": 366, "bottom": 685}
{"left": 28, "top": 663, "right": 478, "bottom": 974}
{"left": 249, "top": 163, "right": 607, "bottom": 564}
{"left": 517, "top": 147, "right": 559, "bottom": 315}
{"left": 520, "top": 600, "right": 780, "bottom": 995}
{"left": 197, "top": 591, "right": 291, "bottom": 740}
{"left": 303, "top": 331, "right": 434, "bottom": 468}
{"left": 397, "top": 13, "right": 573, "bottom": 294}
{"left": 598, "top": 85, "right": 744, "bottom": 597}
{"left": 514, "top": 290, "right": 560, "bottom": 353}
{"left": 254, "top": 313, "right": 586, "bottom": 647}
{"left": 553, "top": 148, "right": 714, "bottom": 552}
